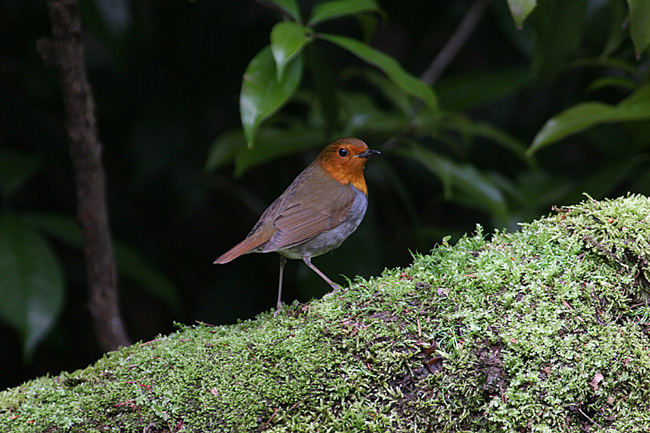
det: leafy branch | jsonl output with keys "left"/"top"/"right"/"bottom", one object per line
{"left": 207, "top": 0, "right": 650, "bottom": 231}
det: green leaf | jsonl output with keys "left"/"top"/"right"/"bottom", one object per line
{"left": 620, "top": 84, "right": 650, "bottom": 107}
{"left": 0, "top": 213, "right": 64, "bottom": 360}
{"left": 240, "top": 45, "right": 303, "bottom": 146}
{"left": 205, "top": 130, "right": 246, "bottom": 172}
{"left": 0, "top": 151, "right": 41, "bottom": 198}
{"left": 565, "top": 57, "right": 638, "bottom": 75}
{"left": 441, "top": 114, "right": 534, "bottom": 167}
{"left": 529, "top": 0, "right": 588, "bottom": 82}
{"left": 575, "top": 157, "right": 650, "bottom": 199}
{"left": 338, "top": 92, "right": 408, "bottom": 135}
{"left": 319, "top": 33, "right": 438, "bottom": 111}
{"left": 435, "top": 66, "right": 531, "bottom": 111}
{"left": 22, "top": 213, "right": 82, "bottom": 248}
{"left": 529, "top": 103, "right": 634, "bottom": 152}
{"left": 234, "top": 127, "right": 324, "bottom": 176}
{"left": 507, "top": 0, "right": 537, "bottom": 29}
{"left": 23, "top": 213, "right": 180, "bottom": 312}
{"left": 308, "top": 0, "right": 382, "bottom": 26}
{"left": 357, "top": 13, "right": 380, "bottom": 41}
{"left": 585, "top": 76, "right": 637, "bottom": 94}
{"left": 601, "top": 0, "right": 627, "bottom": 58}
{"left": 510, "top": 171, "right": 575, "bottom": 208}
{"left": 114, "top": 243, "right": 180, "bottom": 314}
{"left": 267, "top": 0, "right": 301, "bottom": 23}
{"left": 397, "top": 143, "right": 509, "bottom": 222}
{"left": 528, "top": 85, "right": 650, "bottom": 155}
{"left": 270, "top": 22, "right": 312, "bottom": 81}
{"left": 364, "top": 70, "right": 412, "bottom": 115}
{"left": 627, "top": 0, "right": 650, "bottom": 56}
{"left": 306, "top": 44, "right": 340, "bottom": 134}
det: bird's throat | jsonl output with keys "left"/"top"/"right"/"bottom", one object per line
{"left": 319, "top": 160, "right": 368, "bottom": 195}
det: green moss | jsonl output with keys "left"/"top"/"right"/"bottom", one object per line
{"left": 2, "top": 194, "right": 650, "bottom": 432}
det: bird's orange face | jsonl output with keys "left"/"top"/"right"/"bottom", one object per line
{"left": 317, "top": 138, "right": 379, "bottom": 195}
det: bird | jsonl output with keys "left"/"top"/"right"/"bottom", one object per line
{"left": 214, "top": 137, "right": 380, "bottom": 314}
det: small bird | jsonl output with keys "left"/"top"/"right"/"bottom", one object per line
{"left": 214, "top": 137, "right": 380, "bottom": 314}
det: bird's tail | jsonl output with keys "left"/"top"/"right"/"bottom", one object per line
{"left": 214, "top": 234, "right": 268, "bottom": 264}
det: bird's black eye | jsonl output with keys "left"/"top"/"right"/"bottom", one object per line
{"left": 338, "top": 148, "right": 349, "bottom": 157}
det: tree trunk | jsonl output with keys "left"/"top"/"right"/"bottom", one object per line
{"left": 37, "top": 0, "right": 130, "bottom": 351}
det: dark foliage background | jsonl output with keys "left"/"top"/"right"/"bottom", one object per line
{"left": 1, "top": 0, "right": 649, "bottom": 390}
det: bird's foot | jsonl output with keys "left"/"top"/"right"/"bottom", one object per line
{"left": 323, "top": 284, "right": 345, "bottom": 298}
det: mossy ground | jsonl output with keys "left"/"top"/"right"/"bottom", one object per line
{"left": 1, "top": 194, "right": 650, "bottom": 432}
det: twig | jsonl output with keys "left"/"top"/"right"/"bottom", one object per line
{"left": 421, "top": 0, "right": 492, "bottom": 85}
{"left": 261, "top": 407, "right": 279, "bottom": 431}
{"left": 577, "top": 407, "right": 604, "bottom": 430}
{"left": 38, "top": 0, "right": 130, "bottom": 351}
{"left": 381, "top": 0, "right": 491, "bottom": 151}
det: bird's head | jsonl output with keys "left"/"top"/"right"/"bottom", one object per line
{"left": 317, "top": 137, "right": 380, "bottom": 195}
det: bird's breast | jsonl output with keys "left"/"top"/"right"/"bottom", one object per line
{"left": 279, "top": 185, "right": 368, "bottom": 260}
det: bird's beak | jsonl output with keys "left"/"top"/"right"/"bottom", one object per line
{"left": 355, "top": 149, "right": 381, "bottom": 158}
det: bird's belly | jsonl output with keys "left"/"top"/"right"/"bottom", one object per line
{"left": 280, "top": 187, "right": 368, "bottom": 260}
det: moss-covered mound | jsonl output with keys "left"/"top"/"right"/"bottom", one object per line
{"left": 2, "top": 194, "right": 650, "bottom": 432}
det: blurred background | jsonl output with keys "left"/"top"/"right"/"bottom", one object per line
{"left": 1, "top": 0, "right": 649, "bottom": 390}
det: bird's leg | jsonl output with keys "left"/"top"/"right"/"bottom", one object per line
{"left": 303, "top": 256, "right": 342, "bottom": 292}
{"left": 274, "top": 255, "right": 288, "bottom": 317}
